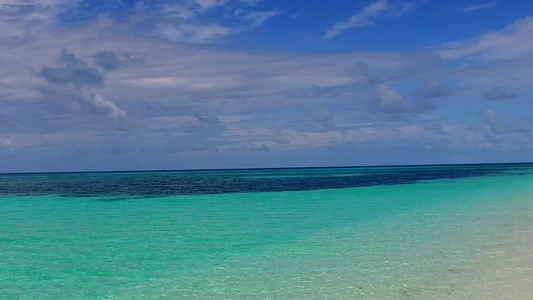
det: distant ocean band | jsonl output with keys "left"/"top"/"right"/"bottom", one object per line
{"left": 0, "top": 163, "right": 529, "bottom": 198}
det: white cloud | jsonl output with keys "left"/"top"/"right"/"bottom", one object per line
{"left": 482, "top": 86, "right": 518, "bottom": 101}
{"left": 440, "top": 16, "right": 533, "bottom": 60}
{"left": 194, "top": 0, "right": 227, "bottom": 11}
{"left": 436, "top": 16, "right": 533, "bottom": 98}
{"left": 458, "top": 2, "right": 496, "bottom": 13}
{"left": 155, "top": 23, "right": 231, "bottom": 43}
{"left": 415, "top": 80, "right": 450, "bottom": 99}
{"left": 0, "top": 0, "right": 79, "bottom": 39}
{"left": 482, "top": 109, "right": 506, "bottom": 134}
{"left": 160, "top": 4, "right": 196, "bottom": 19}
{"left": 325, "top": 0, "right": 389, "bottom": 39}
{"left": 152, "top": 2, "right": 277, "bottom": 43}
{"left": 85, "top": 92, "right": 128, "bottom": 128}
{"left": 26, "top": 47, "right": 130, "bottom": 130}
{"left": 0, "top": 15, "right": 432, "bottom": 154}
{"left": 230, "top": 142, "right": 269, "bottom": 152}
{"left": 241, "top": 9, "right": 279, "bottom": 28}
{"left": 478, "top": 109, "right": 532, "bottom": 149}
{"left": 325, "top": 0, "right": 416, "bottom": 39}
{"left": 239, "top": 0, "right": 261, "bottom": 6}
{"left": 0, "top": 136, "right": 15, "bottom": 151}
{"left": 1, "top": 7, "right": 531, "bottom": 169}
{"left": 370, "top": 82, "right": 408, "bottom": 113}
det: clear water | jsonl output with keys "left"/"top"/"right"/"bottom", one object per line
{"left": 1, "top": 164, "right": 532, "bottom": 299}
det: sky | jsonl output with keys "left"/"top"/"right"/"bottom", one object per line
{"left": 0, "top": 0, "right": 532, "bottom": 172}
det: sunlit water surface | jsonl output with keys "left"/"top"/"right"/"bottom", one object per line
{"left": 1, "top": 164, "right": 532, "bottom": 299}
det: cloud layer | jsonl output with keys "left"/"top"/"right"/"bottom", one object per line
{"left": 0, "top": 0, "right": 531, "bottom": 172}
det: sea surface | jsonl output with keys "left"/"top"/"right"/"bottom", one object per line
{"left": 1, "top": 164, "right": 532, "bottom": 299}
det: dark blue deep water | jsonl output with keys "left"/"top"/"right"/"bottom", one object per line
{"left": 0, "top": 163, "right": 530, "bottom": 198}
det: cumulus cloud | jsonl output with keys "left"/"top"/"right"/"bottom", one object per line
{"left": 413, "top": 97, "right": 435, "bottom": 113}
{"left": 416, "top": 80, "right": 450, "bottom": 99}
{"left": 369, "top": 81, "right": 408, "bottom": 113}
{"left": 40, "top": 49, "right": 103, "bottom": 87}
{"left": 482, "top": 86, "right": 518, "bottom": 101}
{"left": 479, "top": 110, "right": 531, "bottom": 149}
{"left": 475, "top": 109, "right": 533, "bottom": 152}
{"left": 482, "top": 109, "right": 506, "bottom": 134}
{"left": 85, "top": 92, "right": 128, "bottom": 128}
{"left": 38, "top": 49, "right": 129, "bottom": 129}
{"left": 93, "top": 51, "right": 120, "bottom": 71}
{"left": 363, "top": 75, "right": 444, "bottom": 115}
{"left": 1, "top": 7, "right": 532, "bottom": 170}
{"left": 362, "top": 72, "right": 408, "bottom": 114}
{"left": 412, "top": 80, "right": 449, "bottom": 113}
{"left": 325, "top": 0, "right": 416, "bottom": 39}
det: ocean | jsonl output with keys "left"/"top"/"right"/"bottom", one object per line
{"left": 1, "top": 164, "right": 532, "bottom": 299}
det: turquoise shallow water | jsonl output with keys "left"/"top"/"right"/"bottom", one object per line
{"left": 1, "top": 164, "right": 532, "bottom": 299}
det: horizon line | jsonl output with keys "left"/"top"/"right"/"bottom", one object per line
{"left": 1, "top": 161, "right": 532, "bottom": 176}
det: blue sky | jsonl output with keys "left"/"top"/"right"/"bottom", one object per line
{"left": 0, "top": 0, "right": 532, "bottom": 172}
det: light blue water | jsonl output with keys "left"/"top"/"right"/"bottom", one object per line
{"left": 1, "top": 164, "right": 532, "bottom": 299}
